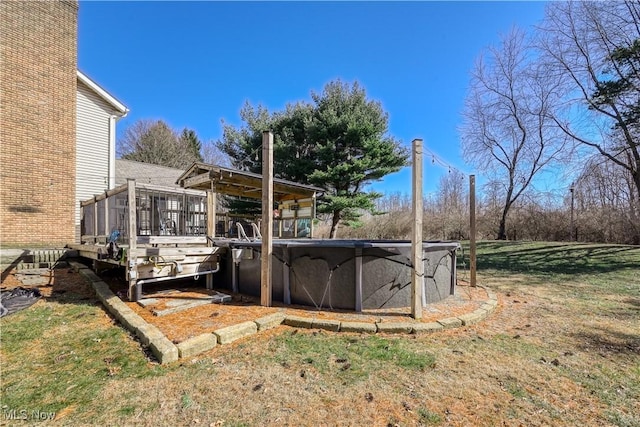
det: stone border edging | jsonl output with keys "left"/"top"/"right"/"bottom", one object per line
{"left": 71, "top": 261, "right": 498, "bottom": 363}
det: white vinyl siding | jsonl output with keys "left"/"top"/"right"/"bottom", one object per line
{"left": 75, "top": 80, "right": 116, "bottom": 242}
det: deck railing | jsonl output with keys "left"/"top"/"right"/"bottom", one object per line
{"left": 80, "top": 180, "right": 208, "bottom": 245}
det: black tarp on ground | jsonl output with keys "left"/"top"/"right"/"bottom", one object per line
{"left": 0, "top": 287, "right": 42, "bottom": 317}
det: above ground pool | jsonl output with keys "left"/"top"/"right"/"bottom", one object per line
{"left": 212, "top": 239, "right": 460, "bottom": 311}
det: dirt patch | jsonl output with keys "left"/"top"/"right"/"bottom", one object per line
{"left": 1, "top": 266, "right": 95, "bottom": 300}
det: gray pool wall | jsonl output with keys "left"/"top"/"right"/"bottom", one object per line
{"left": 213, "top": 239, "right": 459, "bottom": 311}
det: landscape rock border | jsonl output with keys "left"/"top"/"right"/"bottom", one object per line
{"left": 70, "top": 261, "right": 499, "bottom": 364}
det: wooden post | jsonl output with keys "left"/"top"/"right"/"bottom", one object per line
{"left": 261, "top": 131, "right": 274, "bottom": 307}
{"left": 310, "top": 193, "right": 316, "bottom": 238}
{"left": 126, "top": 179, "right": 138, "bottom": 301}
{"left": 206, "top": 185, "right": 216, "bottom": 290}
{"left": 104, "top": 192, "right": 109, "bottom": 235}
{"left": 207, "top": 185, "right": 216, "bottom": 238}
{"left": 469, "top": 174, "right": 477, "bottom": 287}
{"left": 93, "top": 197, "right": 98, "bottom": 240}
{"left": 293, "top": 202, "right": 298, "bottom": 237}
{"left": 411, "top": 138, "right": 423, "bottom": 319}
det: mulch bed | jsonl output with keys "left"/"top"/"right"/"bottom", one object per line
{"left": 117, "top": 280, "right": 488, "bottom": 344}
{"left": 2, "top": 267, "right": 489, "bottom": 344}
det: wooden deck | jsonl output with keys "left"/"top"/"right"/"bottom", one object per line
{"left": 67, "top": 239, "right": 222, "bottom": 301}
{"left": 74, "top": 162, "right": 324, "bottom": 303}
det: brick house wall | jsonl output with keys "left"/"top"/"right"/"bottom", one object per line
{"left": 0, "top": 1, "right": 78, "bottom": 247}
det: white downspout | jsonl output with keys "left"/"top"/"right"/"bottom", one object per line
{"left": 108, "top": 115, "right": 117, "bottom": 189}
{"left": 109, "top": 109, "right": 128, "bottom": 189}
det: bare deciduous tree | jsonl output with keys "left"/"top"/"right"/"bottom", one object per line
{"left": 118, "top": 119, "right": 202, "bottom": 169}
{"left": 460, "top": 27, "right": 568, "bottom": 240}
{"left": 573, "top": 153, "right": 640, "bottom": 244}
{"left": 201, "top": 140, "right": 230, "bottom": 166}
{"left": 435, "top": 170, "right": 468, "bottom": 240}
{"left": 375, "top": 191, "right": 412, "bottom": 213}
{"left": 538, "top": 0, "right": 640, "bottom": 224}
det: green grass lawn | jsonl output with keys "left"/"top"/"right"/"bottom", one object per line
{"left": 472, "top": 241, "right": 638, "bottom": 278}
{"left": 0, "top": 291, "right": 165, "bottom": 422}
{"left": 1, "top": 241, "right": 638, "bottom": 426}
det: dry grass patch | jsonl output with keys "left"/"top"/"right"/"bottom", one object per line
{"left": 0, "top": 268, "right": 164, "bottom": 422}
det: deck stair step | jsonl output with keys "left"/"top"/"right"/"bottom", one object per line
{"left": 12, "top": 249, "right": 71, "bottom": 270}
{"left": 16, "top": 262, "right": 57, "bottom": 270}
{"left": 31, "top": 249, "right": 66, "bottom": 264}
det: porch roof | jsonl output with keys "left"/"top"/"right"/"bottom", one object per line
{"left": 176, "top": 162, "right": 324, "bottom": 201}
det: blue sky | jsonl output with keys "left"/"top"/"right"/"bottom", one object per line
{"left": 78, "top": 1, "right": 548, "bottom": 195}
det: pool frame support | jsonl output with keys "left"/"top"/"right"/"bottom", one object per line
{"left": 355, "top": 247, "right": 363, "bottom": 312}
{"left": 411, "top": 139, "right": 424, "bottom": 319}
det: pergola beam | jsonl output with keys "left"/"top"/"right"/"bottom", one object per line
{"left": 178, "top": 162, "right": 323, "bottom": 201}
{"left": 183, "top": 171, "right": 213, "bottom": 189}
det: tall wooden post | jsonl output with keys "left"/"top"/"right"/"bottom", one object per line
{"left": 469, "top": 175, "right": 477, "bottom": 287}
{"left": 261, "top": 131, "right": 274, "bottom": 307}
{"left": 126, "top": 179, "right": 138, "bottom": 301}
{"left": 411, "top": 139, "right": 423, "bottom": 319}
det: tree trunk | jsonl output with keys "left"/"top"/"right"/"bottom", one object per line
{"left": 497, "top": 201, "right": 512, "bottom": 240}
{"left": 497, "top": 214, "right": 508, "bottom": 240}
{"left": 630, "top": 170, "right": 640, "bottom": 244}
{"left": 329, "top": 211, "right": 341, "bottom": 239}
{"left": 633, "top": 170, "right": 640, "bottom": 215}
